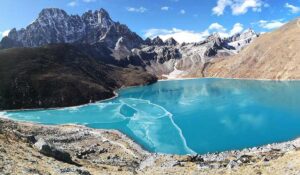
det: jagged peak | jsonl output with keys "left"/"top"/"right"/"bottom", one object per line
{"left": 39, "top": 8, "right": 68, "bottom": 18}
{"left": 151, "top": 36, "right": 164, "bottom": 46}
{"left": 145, "top": 37, "right": 151, "bottom": 41}
{"left": 164, "top": 37, "right": 178, "bottom": 46}
{"left": 210, "top": 32, "right": 221, "bottom": 38}
{"left": 96, "top": 8, "right": 110, "bottom": 16}
{"left": 83, "top": 8, "right": 111, "bottom": 20}
{"left": 239, "top": 28, "right": 258, "bottom": 39}
{"left": 243, "top": 28, "right": 255, "bottom": 34}
{"left": 205, "top": 33, "right": 222, "bottom": 43}
{"left": 7, "top": 28, "right": 17, "bottom": 39}
{"left": 82, "top": 8, "right": 114, "bottom": 28}
{"left": 153, "top": 36, "right": 162, "bottom": 40}
{"left": 144, "top": 37, "right": 152, "bottom": 45}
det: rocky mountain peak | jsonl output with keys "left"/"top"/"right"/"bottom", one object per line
{"left": 96, "top": 8, "right": 110, "bottom": 16}
{"left": 0, "top": 8, "right": 143, "bottom": 50}
{"left": 38, "top": 8, "right": 68, "bottom": 18}
{"left": 164, "top": 37, "right": 178, "bottom": 46}
{"left": 207, "top": 33, "right": 221, "bottom": 40}
{"left": 203, "top": 33, "right": 223, "bottom": 46}
{"left": 241, "top": 28, "right": 258, "bottom": 39}
{"left": 226, "top": 28, "right": 259, "bottom": 51}
{"left": 144, "top": 37, "right": 152, "bottom": 45}
{"left": 151, "top": 36, "right": 164, "bottom": 46}
{"left": 82, "top": 8, "right": 113, "bottom": 28}
{"left": 228, "top": 28, "right": 258, "bottom": 42}
{"left": 7, "top": 28, "right": 17, "bottom": 39}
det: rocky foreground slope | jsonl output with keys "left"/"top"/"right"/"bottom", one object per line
{"left": 0, "top": 118, "right": 300, "bottom": 175}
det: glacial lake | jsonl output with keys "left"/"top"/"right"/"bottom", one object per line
{"left": 3, "top": 78, "right": 300, "bottom": 155}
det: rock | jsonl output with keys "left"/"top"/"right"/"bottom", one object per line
{"left": 187, "top": 155, "right": 204, "bottom": 162}
{"left": 33, "top": 138, "right": 73, "bottom": 164}
{"left": 237, "top": 154, "right": 253, "bottom": 163}
{"left": 13, "top": 130, "right": 36, "bottom": 143}
{"left": 60, "top": 168, "right": 91, "bottom": 175}
{"left": 227, "top": 160, "right": 239, "bottom": 169}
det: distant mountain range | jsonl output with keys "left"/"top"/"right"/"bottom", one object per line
{"left": 0, "top": 8, "right": 298, "bottom": 109}
{"left": 0, "top": 8, "right": 259, "bottom": 79}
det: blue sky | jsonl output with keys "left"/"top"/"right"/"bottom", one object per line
{"left": 0, "top": 0, "right": 300, "bottom": 42}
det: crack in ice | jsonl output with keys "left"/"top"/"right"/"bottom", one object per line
{"left": 119, "top": 98, "right": 196, "bottom": 154}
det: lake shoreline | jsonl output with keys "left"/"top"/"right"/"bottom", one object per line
{"left": 2, "top": 77, "right": 300, "bottom": 113}
{"left": 2, "top": 76, "right": 300, "bottom": 113}
{"left": 159, "top": 77, "right": 300, "bottom": 82}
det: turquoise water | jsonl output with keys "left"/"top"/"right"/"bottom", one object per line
{"left": 2, "top": 78, "right": 300, "bottom": 155}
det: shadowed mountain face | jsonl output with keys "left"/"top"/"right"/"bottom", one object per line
{"left": 0, "top": 44, "right": 157, "bottom": 110}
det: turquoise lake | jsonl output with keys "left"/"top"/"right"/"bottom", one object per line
{"left": 2, "top": 78, "right": 300, "bottom": 155}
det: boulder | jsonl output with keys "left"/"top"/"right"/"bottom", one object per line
{"left": 34, "top": 138, "right": 73, "bottom": 164}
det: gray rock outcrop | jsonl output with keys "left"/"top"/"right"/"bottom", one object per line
{"left": 34, "top": 138, "right": 74, "bottom": 164}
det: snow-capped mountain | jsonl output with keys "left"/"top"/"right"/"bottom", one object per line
{"left": 1, "top": 8, "right": 143, "bottom": 50}
{"left": 126, "top": 33, "right": 238, "bottom": 78}
{"left": 226, "top": 29, "right": 259, "bottom": 52}
{"left": 0, "top": 8, "right": 259, "bottom": 80}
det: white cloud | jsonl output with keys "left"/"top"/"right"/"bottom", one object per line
{"left": 207, "top": 22, "right": 243, "bottom": 38}
{"left": 230, "top": 23, "right": 244, "bottom": 35}
{"left": 258, "top": 19, "right": 286, "bottom": 30}
{"left": 212, "top": 0, "right": 232, "bottom": 16}
{"left": 208, "top": 23, "right": 227, "bottom": 32}
{"left": 145, "top": 28, "right": 209, "bottom": 43}
{"left": 180, "top": 9, "right": 186, "bottom": 14}
{"left": 144, "top": 22, "right": 245, "bottom": 43}
{"left": 161, "top": 6, "right": 169, "bottom": 11}
{"left": 127, "top": 7, "right": 147, "bottom": 13}
{"left": 212, "top": 0, "right": 267, "bottom": 16}
{"left": 68, "top": 1, "right": 78, "bottom": 7}
{"left": 0, "top": 30, "right": 10, "bottom": 38}
{"left": 285, "top": 3, "right": 300, "bottom": 14}
{"left": 0, "top": 29, "right": 10, "bottom": 40}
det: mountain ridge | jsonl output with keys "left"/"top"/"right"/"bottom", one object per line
{"left": 0, "top": 8, "right": 144, "bottom": 50}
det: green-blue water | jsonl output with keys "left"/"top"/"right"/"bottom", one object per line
{"left": 2, "top": 79, "right": 300, "bottom": 155}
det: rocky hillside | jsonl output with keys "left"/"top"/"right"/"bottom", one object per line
{"left": 0, "top": 8, "right": 143, "bottom": 50}
{"left": 0, "top": 44, "right": 156, "bottom": 110}
{"left": 0, "top": 118, "right": 300, "bottom": 174}
{"left": 204, "top": 18, "right": 300, "bottom": 80}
